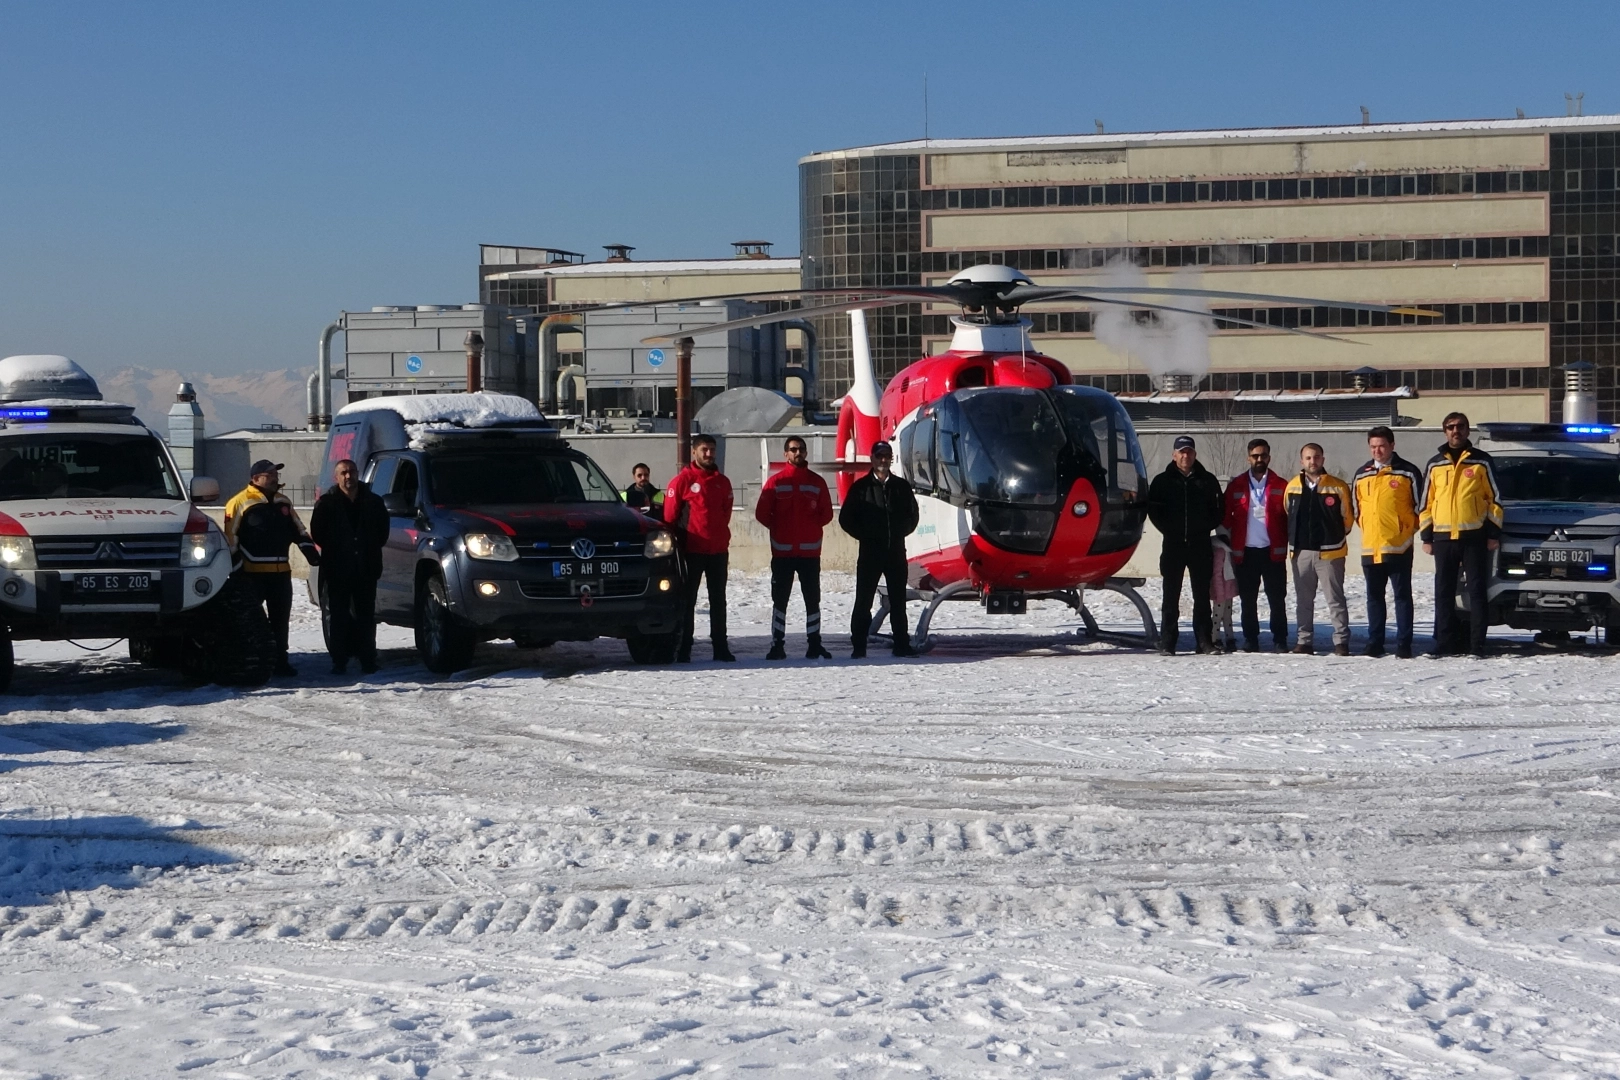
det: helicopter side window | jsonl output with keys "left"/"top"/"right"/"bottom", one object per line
{"left": 934, "top": 395, "right": 966, "bottom": 498}
{"left": 1053, "top": 385, "right": 1148, "bottom": 495}
{"left": 901, "top": 408, "right": 937, "bottom": 493}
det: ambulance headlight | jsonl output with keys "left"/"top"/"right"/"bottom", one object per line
{"left": 180, "top": 529, "right": 223, "bottom": 567}
{"left": 464, "top": 532, "right": 519, "bottom": 561}
{"left": 0, "top": 536, "right": 35, "bottom": 571}
{"left": 644, "top": 528, "right": 676, "bottom": 559}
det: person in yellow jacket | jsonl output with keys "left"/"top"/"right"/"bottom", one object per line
{"left": 1284, "top": 443, "right": 1354, "bottom": 655}
{"left": 1351, "top": 425, "right": 1422, "bottom": 658}
{"left": 1418, "top": 412, "right": 1503, "bottom": 656}
{"left": 223, "top": 459, "right": 316, "bottom": 677}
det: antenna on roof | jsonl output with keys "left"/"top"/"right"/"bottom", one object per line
{"left": 1094, "top": 119, "right": 1104, "bottom": 135}
{"left": 923, "top": 71, "right": 929, "bottom": 146}
{"left": 1360, "top": 106, "right": 1370, "bottom": 126}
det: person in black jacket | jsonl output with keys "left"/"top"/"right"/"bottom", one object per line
{"left": 838, "top": 441, "right": 920, "bottom": 658}
{"left": 1147, "top": 435, "right": 1225, "bottom": 655}
{"left": 309, "top": 459, "right": 391, "bottom": 675}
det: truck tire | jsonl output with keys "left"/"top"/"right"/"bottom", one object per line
{"left": 129, "top": 634, "right": 183, "bottom": 668}
{"left": 0, "top": 627, "right": 13, "bottom": 693}
{"left": 179, "top": 576, "right": 275, "bottom": 687}
{"left": 415, "top": 574, "right": 476, "bottom": 674}
{"left": 626, "top": 630, "right": 678, "bottom": 664}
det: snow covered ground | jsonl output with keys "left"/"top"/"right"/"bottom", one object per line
{"left": 3, "top": 572, "right": 1620, "bottom": 1078}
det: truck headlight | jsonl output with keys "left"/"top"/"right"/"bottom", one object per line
{"left": 644, "top": 528, "right": 675, "bottom": 559}
{"left": 464, "top": 532, "right": 519, "bottom": 561}
{"left": 0, "top": 536, "right": 35, "bottom": 571}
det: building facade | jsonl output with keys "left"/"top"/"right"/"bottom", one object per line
{"left": 800, "top": 116, "right": 1620, "bottom": 424}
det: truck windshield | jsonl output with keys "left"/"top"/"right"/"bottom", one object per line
{"left": 1494, "top": 455, "right": 1620, "bottom": 504}
{"left": 0, "top": 433, "right": 183, "bottom": 500}
{"left": 428, "top": 452, "right": 621, "bottom": 505}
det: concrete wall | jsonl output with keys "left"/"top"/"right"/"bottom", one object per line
{"left": 201, "top": 431, "right": 329, "bottom": 506}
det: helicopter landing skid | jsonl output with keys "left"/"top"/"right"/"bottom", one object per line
{"left": 872, "top": 577, "right": 1156, "bottom": 653}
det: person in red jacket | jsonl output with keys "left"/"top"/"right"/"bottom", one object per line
{"left": 1219, "top": 438, "right": 1290, "bottom": 652}
{"left": 663, "top": 433, "right": 735, "bottom": 662}
{"left": 755, "top": 435, "right": 835, "bottom": 660}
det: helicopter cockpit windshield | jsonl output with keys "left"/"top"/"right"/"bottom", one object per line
{"left": 901, "top": 385, "right": 1149, "bottom": 555}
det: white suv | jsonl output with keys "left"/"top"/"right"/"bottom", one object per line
{"left": 0, "top": 355, "right": 273, "bottom": 689}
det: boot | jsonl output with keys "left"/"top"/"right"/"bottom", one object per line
{"left": 891, "top": 640, "right": 919, "bottom": 658}
{"left": 805, "top": 634, "right": 832, "bottom": 660}
{"left": 851, "top": 613, "right": 870, "bottom": 659}
{"left": 712, "top": 641, "right": 736, "bottom": 662}
{"left": 766, "top": 639, "right": 787, "bottom": 661}
{"left": 1195, "top": 637, "right": 1224, "bottom": 655}
{"left": 1158, "top": 635, "right": 1176, "bottom": 656}
{"left": 1333, "top": 642, "right": 1351, "bottom": 657}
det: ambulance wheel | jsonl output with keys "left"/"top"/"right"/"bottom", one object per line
{"left": 179, "top": 577, "right": 275, "bottom": 687}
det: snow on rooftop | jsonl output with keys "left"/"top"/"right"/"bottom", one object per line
{"left": 337, "top": 392, "right": 545, "bottom": 428}
{"left": 803, "top": 113, "right": 1620, "bottom": 160}
{"left": 494, "top": 257, "right": 801, "bottom": 281}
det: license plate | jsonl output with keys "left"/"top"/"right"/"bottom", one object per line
{"left": 1523, "top": 547, "right": 1591, "bottom": 566}
{"left": 552, "top": 560, "right": 619, "bottom": 577}
{"left": 75, "top": 572, "right": 153, "bottom": 593}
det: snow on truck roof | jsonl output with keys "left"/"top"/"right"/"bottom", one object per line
{"left": 336, "top": 393, "right": 548, "bottom": 429}
{"left": 0, "top": 354, "right": 104, "bottom": 403}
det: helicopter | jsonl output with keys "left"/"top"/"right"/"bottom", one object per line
{"left": 643, "top": 265, "right": 1435, "bottom": 649}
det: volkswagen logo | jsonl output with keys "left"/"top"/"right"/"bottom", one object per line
{"left": 571, "top": 538, "right": 596, "bottom": 560}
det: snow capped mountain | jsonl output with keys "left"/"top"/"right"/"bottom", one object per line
{"left": 83, "top": 365, "right": 330, "bottom": 434}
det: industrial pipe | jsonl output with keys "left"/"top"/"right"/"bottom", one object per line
{"left": 537, "top": 312, "right": 583, "bottom": 413}
{"left": 778, "top": 317, "right": 819, "bottom": 414}
{"left": 465, "top": 331, "right": 484, "bottom": 393}
{"left": 306, "top": 372, "right": 319, "bottom": 430}
{"left": 555, "top": 364, "right": 586, "bottom": 411}
{"left": 316, "top": 318, "right": 343, "bottom": 431}
{"left": 676, "top": 336, "right": 694, "bottom": 466}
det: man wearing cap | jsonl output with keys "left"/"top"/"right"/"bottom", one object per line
{"left": 224, "top": 459, "right": 316, "bottom": 677}
{"left": 839, "top": 440, "right": 920, "bottom": 658}
{"left": 1147, "top": 435, "right": 1225, "bottom": 654}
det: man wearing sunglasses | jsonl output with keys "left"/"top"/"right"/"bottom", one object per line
{"left": 1419, "top": 412, "right": 1503, "bottom": 656}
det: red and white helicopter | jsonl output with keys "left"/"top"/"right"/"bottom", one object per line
{"left": 648, "top": 265, "right": 1430, "bottom": 649}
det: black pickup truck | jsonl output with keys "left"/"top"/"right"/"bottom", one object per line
{"left": 313, "top": 394, "right": 682, "bottom": 672}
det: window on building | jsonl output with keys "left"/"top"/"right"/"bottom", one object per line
{"left": 1195, "top": 181, "right": 1211, "bottom": 201}
{"left": 1507, "top": 172, "right": 1522, "bottom": 191}
{"left": 1460, "top": 239, "right": 1475, "bottom": 259}
{"left": 1402, "top": 175, "right": 1417, "bottom": 195}
{"left": 1149, "top": 184, "right": 1165, "bottom": 203}
{"left": 1567, "top": 170, "right": 1582, "bottom": 191}
{"left": 1196, "top": 246, "right": 1211, "bottom": 265}
{"left": 1461, "top": 304, "right": 1476, "bottom": 323}
{"left": 1355, "top": 242, "right": 1371, "bottom": 261}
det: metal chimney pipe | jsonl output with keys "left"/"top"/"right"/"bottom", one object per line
{"left": 1563, "top": 361, "right": 1598, "bottom": 424}
{"left": 316, "top": 318, "right": 343, "bottom": 431}
{"left": 675, "top": 336, "right": 694, "bottom": 466}
{"left": 465, "top": 331, "right": 485, "bottom": 393}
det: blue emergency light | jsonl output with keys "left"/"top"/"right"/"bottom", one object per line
{"left": 0, "top": 407, "right": 51, "bottom": 420}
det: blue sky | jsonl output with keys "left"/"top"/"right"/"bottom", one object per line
{"left": 1, "top": 1, "right": 1615, "bottom": 377}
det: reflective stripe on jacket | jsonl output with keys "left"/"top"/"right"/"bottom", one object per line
{"left": 1418, "top": 444, "right": 1504, "bottom": 541}
{"left": 1284, "top": 471, "right": 1353, "bottom": 560}
{"left": 223, "top": 484, "right": 309, "bottom": 574}
{"left": 754, "top": 463, "right": 834, "bottom": 556}
{"left": 1351, "top": 455, "right": 1422, "bottom": 562}
{"left": 663, "top": 463, "right": 733, "bottom": 555}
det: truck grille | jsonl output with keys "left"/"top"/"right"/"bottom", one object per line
{"left": 518, "top": 578, "right": 647, "bottom": 600}
{"left": 1502, "top": 525, "right": 1616, "bottom": 542}
{"left": 31, "top": 534, "right": 182, "bottom": 569}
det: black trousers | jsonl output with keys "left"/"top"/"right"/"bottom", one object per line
{"left": 1433, "top": 533, "right": 1491, "bottom": 653}
{"left": 769, "top": 557, "right": 822, "bottom": 640}
{"left": 241, "top": 571, "right": 293, "bottom": 660}
{"left": 678, "top": 551, "right": 728, "bottom": 655}
{"left": 1363, "top": 551, "right": 1414, "bottom": 654}
{"left": 326, "top": 573, "right": 378, "bottom": 665}
{"left": 1160, "top": 540, "right": 1214, "bottom": 646}
{"left": 852, "top": 554, "right": 910, "bottom": 651}
{"left": 1234, "top": 548, "right": 1288, "bottom": 648}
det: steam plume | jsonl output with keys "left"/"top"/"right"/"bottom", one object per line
{"left": 1091, "top": 263, "right": 1212, "bottom": 390}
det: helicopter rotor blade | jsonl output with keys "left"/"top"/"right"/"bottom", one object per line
{"left": 639, "top": 296, "right": 903, "bottom": 344}
{"left": 1055, "top": 292, "right": 1364, "bottom": 343}
{"left": 1005, "top": 284, "right": 1441, "bottom": 317}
